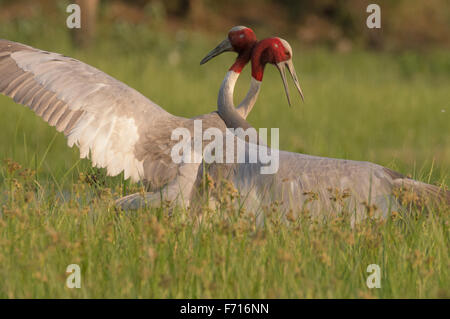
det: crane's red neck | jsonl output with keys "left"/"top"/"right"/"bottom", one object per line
{"left": 228, "top": 27, "right": 257, "bottom": 74}
{"left": 229, "top": 49, "right": 253, "bottom": 73}
{"left": 251, "top": 38, "right": 285, "bottom": 81}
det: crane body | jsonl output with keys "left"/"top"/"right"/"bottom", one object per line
{"left": 0, "top": 30, "right": 448, "bottom": 224}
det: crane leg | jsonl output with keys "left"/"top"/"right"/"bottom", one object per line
{"left": 115, "top": 190, "right": 172, "bottom": 211}
{"left": 115, "top": 163, "right": 199, "bottom": 211}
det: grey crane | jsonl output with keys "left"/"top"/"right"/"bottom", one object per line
{"left": 0, "top": 26, "right": 261, "bottom": 208}
{"left": 205, "top": 37, "right": 450, "bottom": 223}
{"left": 1, "top": 31, "right": 447, "bottom": 223}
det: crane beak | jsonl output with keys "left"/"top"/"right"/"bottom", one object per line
{"left": 200, "top": 38, "right": 233, "bottom": 65}
{"left": 275, "top": 59, "right": 304, "bottom": 106}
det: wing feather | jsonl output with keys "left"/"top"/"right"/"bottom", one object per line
{"left": 0, "top": 39, "right": 185, "bottom": 184}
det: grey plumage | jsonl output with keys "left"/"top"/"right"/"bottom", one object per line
{"left": 0, "top": 39, "right": 240, "bottom": 191}
{"left": 117, "top": 67, "right": 449, "bottom": 221}
{"left": 187, "top": 142, "right": 448, "bottom": 226}
{"left": 1, "top": 39, "right": 447, "bottom": 221}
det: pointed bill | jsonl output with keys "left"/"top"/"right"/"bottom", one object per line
{"left": 276, "top": 62, "right": 291, "bottom": 106}
{"left": 286, "top": 59, "right": 304, "bottom": 102}
{"left": 276, "top": 60, "right": 305, "bottom": 106}
{"left": 200, "top": 38, "right": 233, "bottom": 65}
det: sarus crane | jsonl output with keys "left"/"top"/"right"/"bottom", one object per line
{"left": 0, "top": 29, "right": 448, "bottom": 224}
{"left": 0, "top": 26, "right": 264, "bottom": 209}
{"left": 199, "top": 37, "right": 449, "bottom": 224}
{"left": 119, "top": 36, "right": 449, "bottom": 224}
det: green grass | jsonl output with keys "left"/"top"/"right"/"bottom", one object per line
{"left": 0, "top": 17, "right": 449, "bottom": 298}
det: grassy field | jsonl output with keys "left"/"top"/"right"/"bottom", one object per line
{"left": 0, "top": 18, "right": 449, "bottom": 298}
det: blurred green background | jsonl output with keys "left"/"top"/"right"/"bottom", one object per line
{"left": 0, "top": 0, "right": 449, "bottom": 299}
{"left": 0, "top": 0, "right": 449, "bottom": 186}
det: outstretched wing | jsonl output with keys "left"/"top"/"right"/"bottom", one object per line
{"left": 0, "top": 39, "right": 186, "bottom": 183}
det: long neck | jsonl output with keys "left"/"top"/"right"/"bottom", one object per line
{"left": 218, "top": 71, "right": 261, "bottom": 126}
{"left": 218, "top": 70, "right": 255, "bottom": 129}
{"left": 235, "top": 77, "right": 261, "bottom": 119}
{"left": 251, "top": 40, "right": 271, "bottom": 82}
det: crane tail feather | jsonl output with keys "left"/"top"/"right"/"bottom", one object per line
{"left": 391, "top": 177, "right": 450, "bottom": 210}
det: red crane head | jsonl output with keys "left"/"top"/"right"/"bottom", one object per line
{"left": 252, "top": 37, "right": 304, "bottom": 105}
{"left": 200, "top": 26, "right": 257, "bottom": 73}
